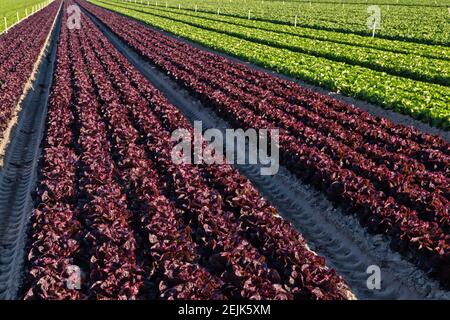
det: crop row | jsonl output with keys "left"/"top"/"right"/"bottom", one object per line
{"left": 109, "top": 1, "right": 448, "bottom": 61}
{"left": 80, "top": 0, "right": 450, "bottom": 284}
{"left": 130, "top": 0, "right": 449, "bottom": 45}
{"left": 0, "top": 1, "right": 60, "bottom": 147}
{"left": 24, "top": 6, "right": 142, "bottom": 299}
{"left": 102, "top": 0, "right": 449, "bottom": 86}
{"left": 91, "top": 0, "right": 450, "bottom": 129}
{"left": 23, "top": 1, "right": 352, "bottom": 300}
{"left": 0, "top": 0, "right": 47, "bottom": 33}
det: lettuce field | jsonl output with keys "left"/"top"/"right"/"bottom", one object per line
{"left": 0, "top": 0, "right": 448, "bottom": 302}
{"left": 93, "top": 0, "right": 450, "bottom": 128}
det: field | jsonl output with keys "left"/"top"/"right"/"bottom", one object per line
{"left": 92, "top": 0, "right": 450, "bottom": 128}
{"left": 21, "top": 2, "right": 358, "bottom": 299}
{"left": 0, "top": 0, "right": 449, "bottom": 302}
{"left": 0, "top": 0, "right": 51, "bottom": 33}
{"left": 119, "top": 0, "right": 450, "bottom": 45}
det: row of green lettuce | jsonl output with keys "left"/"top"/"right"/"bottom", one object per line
{"left": 101, "top": 0, "right": 449, "bottom": 86}
{"left": 91, "top": 0, "right": 450, "bottom": 129}
{"left": 108, "top": 1, "right": 449, "bottom": 61}
{"left": 113, "top": 0, "right": 450, "bottom": 45}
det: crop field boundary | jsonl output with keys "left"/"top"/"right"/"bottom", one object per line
{"left": 84, "top": 7, "right": 450, "bottom": 299}
{"left": 0, "top": 0, "right": 55, "bottom": 35}
{"left": 89, "top": 3, "right": 450, "bottom": 141}
{"left": 0, "top": 4, "right": 62, "bottom": 300}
